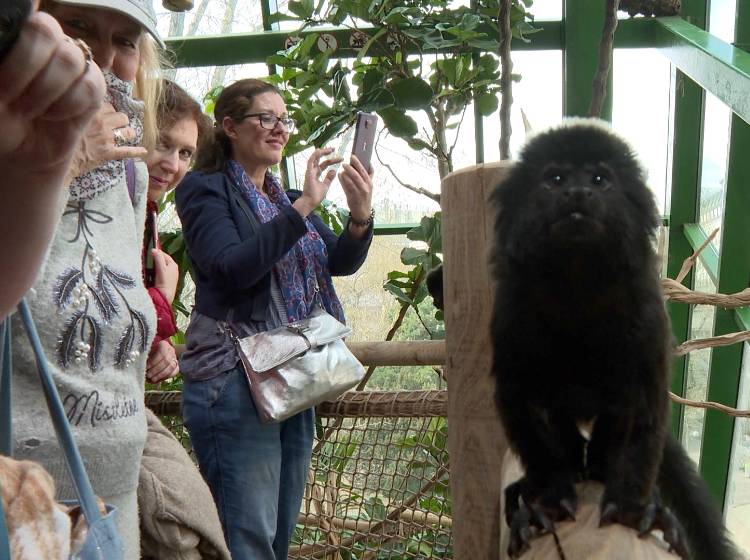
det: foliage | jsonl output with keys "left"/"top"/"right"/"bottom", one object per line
{"left": 266, "top": 0, "right": 536, "bottom": 176}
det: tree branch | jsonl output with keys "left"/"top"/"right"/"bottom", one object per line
{"left": 498, "top": 0, "right": 513, "bottom": 159}
{"left": 588, "top": 0, "right": 620, "bottom": 118}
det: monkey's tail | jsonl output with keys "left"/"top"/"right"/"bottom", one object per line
{"left": 658, "top": 434, "right": 739, "bottom": 560}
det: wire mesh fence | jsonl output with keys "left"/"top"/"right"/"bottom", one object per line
{"left": 145, "top": 389, "right": 452, "bottom": 560}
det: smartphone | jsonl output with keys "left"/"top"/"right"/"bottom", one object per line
{"left": 351, "top": 112, "right": 378, "bottom": 171}
{"left": 0, "top": 0, "right": 31, "bottom": 64}
{"left": 150, "top": 210, "right": 161, "bottom": 251}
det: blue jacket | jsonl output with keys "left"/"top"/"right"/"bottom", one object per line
{"left": 175, "top": 170, "right": 373, "bottom": 323}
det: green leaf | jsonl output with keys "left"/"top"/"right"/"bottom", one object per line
{"left": 402, "top": 247, "right": 427, "bottom": 265}
{"left": 384, "top": 283, "right": 413, "bottom": 305}
{"left": 389, "top": 77, "right": 434, "bottom": 110}
{"left": 378, "top": 107, "right": 418, "bottom": 138}
{"left": 477, "top": 92, "right": 499, "bottom": 116}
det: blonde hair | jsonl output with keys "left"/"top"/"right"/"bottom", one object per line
{"left": 40, "top": 0, "right": 165, "bottom": 150}
{"left": 134, "top": 34, "right": 166, "bottom": 151}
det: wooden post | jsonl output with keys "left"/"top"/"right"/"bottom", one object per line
{"left": 443, "top": 161, "right": 513, "bottom": 559}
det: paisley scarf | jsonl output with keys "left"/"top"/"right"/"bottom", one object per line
{"left": 227, "top": 160, "right": 345, "bottom": 323}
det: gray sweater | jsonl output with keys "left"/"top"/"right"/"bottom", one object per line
{"left": 10, "top": 73, "right": 155, "bottom": 503}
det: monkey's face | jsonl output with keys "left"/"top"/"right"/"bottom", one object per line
{"left": 493, "top": 121, "right": 659, "bottom": 268}
{"left": 535, "top": 161, "right": 615, "bottom": 243}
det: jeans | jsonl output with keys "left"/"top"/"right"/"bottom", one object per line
{"left": 182, "top": 365, "right": 314, "bottom": 560}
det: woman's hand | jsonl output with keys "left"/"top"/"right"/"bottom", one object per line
{"left": 152, "top": 248, "right": 179, "bottom": 305}
{"left": 340, "top": 154, "right": 374, "bottom": 233}
{"left": 146, "top": 339, "right": 180, "bottom": 383}
{"left": 293, "top": 147, "right": 343, "bottom": 217}
{"left": 67, "top": 102, "right": 148, "bottom": 181}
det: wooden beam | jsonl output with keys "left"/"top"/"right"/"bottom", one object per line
{"left": 442, "top": 161, "right": 513, "bottom": 559}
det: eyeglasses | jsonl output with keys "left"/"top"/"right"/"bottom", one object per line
{"left": 242, "top": 113, "right": 296, "bottom": 132}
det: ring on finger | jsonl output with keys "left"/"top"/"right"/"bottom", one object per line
{"left": 65, "top": 37, "right": 94, "bottom": 71}
{"left": 113, "top": 127, "right": 126, "bottom": 146}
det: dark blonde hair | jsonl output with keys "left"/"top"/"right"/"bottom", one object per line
{"left": 157, "top": 80, "right": 211, "bottom": 145}
{"left": 193, "top": 78, "right": 280, "bottom": 174}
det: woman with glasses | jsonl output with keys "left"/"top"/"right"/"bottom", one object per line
{"left": 175, "top": 78, "right": 374, "bottom": 559}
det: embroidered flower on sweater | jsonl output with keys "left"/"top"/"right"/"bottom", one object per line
{"left": 52, "top": 71, "right": 149, "bottom": 372}
{"left": 53, "top": 202, "right": 150, "bottom": 371}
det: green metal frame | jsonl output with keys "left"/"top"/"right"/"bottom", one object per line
{"left": 165, "top": 0, "right": 750, "bottom": 511}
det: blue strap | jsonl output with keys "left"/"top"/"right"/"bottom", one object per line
{"left": 0, "top": 320, "right": 10, "bottom": 456}
{"left": 0, "top": 301, "right": 104, "bottom": 539}
{"left": 0, "top": 320, "right": 9, "bottom": 560}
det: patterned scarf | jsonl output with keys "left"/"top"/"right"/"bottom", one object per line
{"left": 227, "top": 160, "right": 345, "bottom": 323}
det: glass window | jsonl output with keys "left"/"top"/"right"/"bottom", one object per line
{"left": 613, "top": 49, "right": 671, "bottom": 215}
{"left": 681, "top": 260, "right": 717, "bottom": 465}
{"left": 726, "top": 343, "right": 750, "bottom": 557}
{"left": 483, "top": 50, "right": 563, "bottom": 162}
{"left": 708, "top": 0, "right": 737, "bottom": 45}
{"left": 153, "top": 0, "right": 265, "bottom": 38}
{"left": 698, "top": 91, "right": 732, "bottom": 250}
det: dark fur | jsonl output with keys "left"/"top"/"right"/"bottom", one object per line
{"left": 489, "top": 121, "right": 737, "bottom": 559}
{"left": 426, "top": 265, "right": 444, "bottom": 311}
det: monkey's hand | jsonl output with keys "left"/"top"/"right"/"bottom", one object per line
{"left": 600, "top": 489, "right": 689, "bottom": 559}
{"left": 505, "top": 476, "right": 577, "bottom": 558}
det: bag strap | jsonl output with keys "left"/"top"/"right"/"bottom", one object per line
{"left": 227, "top": 176, "right": 260, "bottom": 232}
{"left": 125, "top": 158, "right": 136, "bottom": 206}
{"left": 0, "top": 320, "right": 10, "bottom": 560}
{"left": 0, "top": 301, "right": 105, "bottom": 528}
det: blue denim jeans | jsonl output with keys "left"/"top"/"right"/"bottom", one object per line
{"left": 182, "top": 365, "right": 314, "bottom": 560}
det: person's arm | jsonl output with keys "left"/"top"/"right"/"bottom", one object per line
{"left": 175, "top": 172, "right": 309, "bottom": 290}
{"left": 0, "top": 11, "right": 105, "bottom": 320}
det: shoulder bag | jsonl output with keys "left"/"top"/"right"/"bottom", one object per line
{"left": 227, "top": 178, "right": 365, "bottom": 424}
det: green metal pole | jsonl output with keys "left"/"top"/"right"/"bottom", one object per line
{"left": 664, "top": 0, "right": 707, "bottom": 439}
{"left": 562, "top": 0, "right": 612, "bottom": 120}
{"left": 699, "top": 0, "right": 750, "bottom": 508}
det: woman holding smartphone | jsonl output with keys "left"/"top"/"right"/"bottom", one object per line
{"left": 175, "top": 78, "right": 374, "bottom": 559}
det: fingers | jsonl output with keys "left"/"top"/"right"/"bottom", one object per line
{"left": 109, "top": 145, "right": 149, "bottom": 160}
{"left": 146, "top": 341, "right": 180, "bottom": 383}
{"left": 43, "top": 61, "right": 105, "bottom": 122}
{"left": 0, "top": 12, "right": 61, "bottom": 104}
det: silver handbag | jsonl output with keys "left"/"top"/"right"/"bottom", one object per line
{"left": 233, "top": 307, "right": 365, "bottom": 423}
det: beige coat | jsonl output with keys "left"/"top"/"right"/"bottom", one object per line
{"left": 138, "top": 408, "right": 230, "bottom": 560}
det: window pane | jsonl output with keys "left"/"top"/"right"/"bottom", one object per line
{"left": 726, "top": 343, "right": 750, "bottom": 557}
{"left": 709, "top": 0, "right": 737, "bottom": 45}
{"left": 483, "top": 50, "right": 563, "bottom": 162}
{"left": 681, "top": 260, "right": 716, "bottom": 465}
{"left": 613, "top": 49, "right": 671, "bottom": 215}
{"left": 154, "top": 0, "right": 265, "bottom": 38}
{"left": 699, "top": 92, "right": 732, "bottom": 250}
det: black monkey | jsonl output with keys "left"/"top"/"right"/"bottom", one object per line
{"left": 489, "top": 120, "right": 738, "bottom": 559}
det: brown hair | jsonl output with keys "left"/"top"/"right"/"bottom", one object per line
{"left": 193, "top": 78, "right": 280, "bottom": 174}
{"left": 157, "top": 79, "right": 211, "bottom": 146}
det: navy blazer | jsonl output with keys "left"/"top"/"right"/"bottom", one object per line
{"left": 175, "top": 170, "right": 373, "bottom": 323}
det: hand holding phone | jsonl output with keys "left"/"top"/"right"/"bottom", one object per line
{"left": 351, "top": 112, "right": 378, "bottom": 171}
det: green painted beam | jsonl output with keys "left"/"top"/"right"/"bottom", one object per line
{"left": 164, "top": 19, "right": 657, "bottom": 69}
{"left": 562, "top": 0, "right": 611, "bottom": 119}
{"left": 373, "top": 223, "right": 420, "bottom": 236}
{"left": 700, "top": 3, "right": 750, "bottom": 510}
{"left": 654, "top": 17, "right": 750, "bottom": 125}
{"left": 665, "top": 0, "right": 706, "bottom": 440}
{"left": 665, "top": 67, "right": 705, "bottom": 434}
